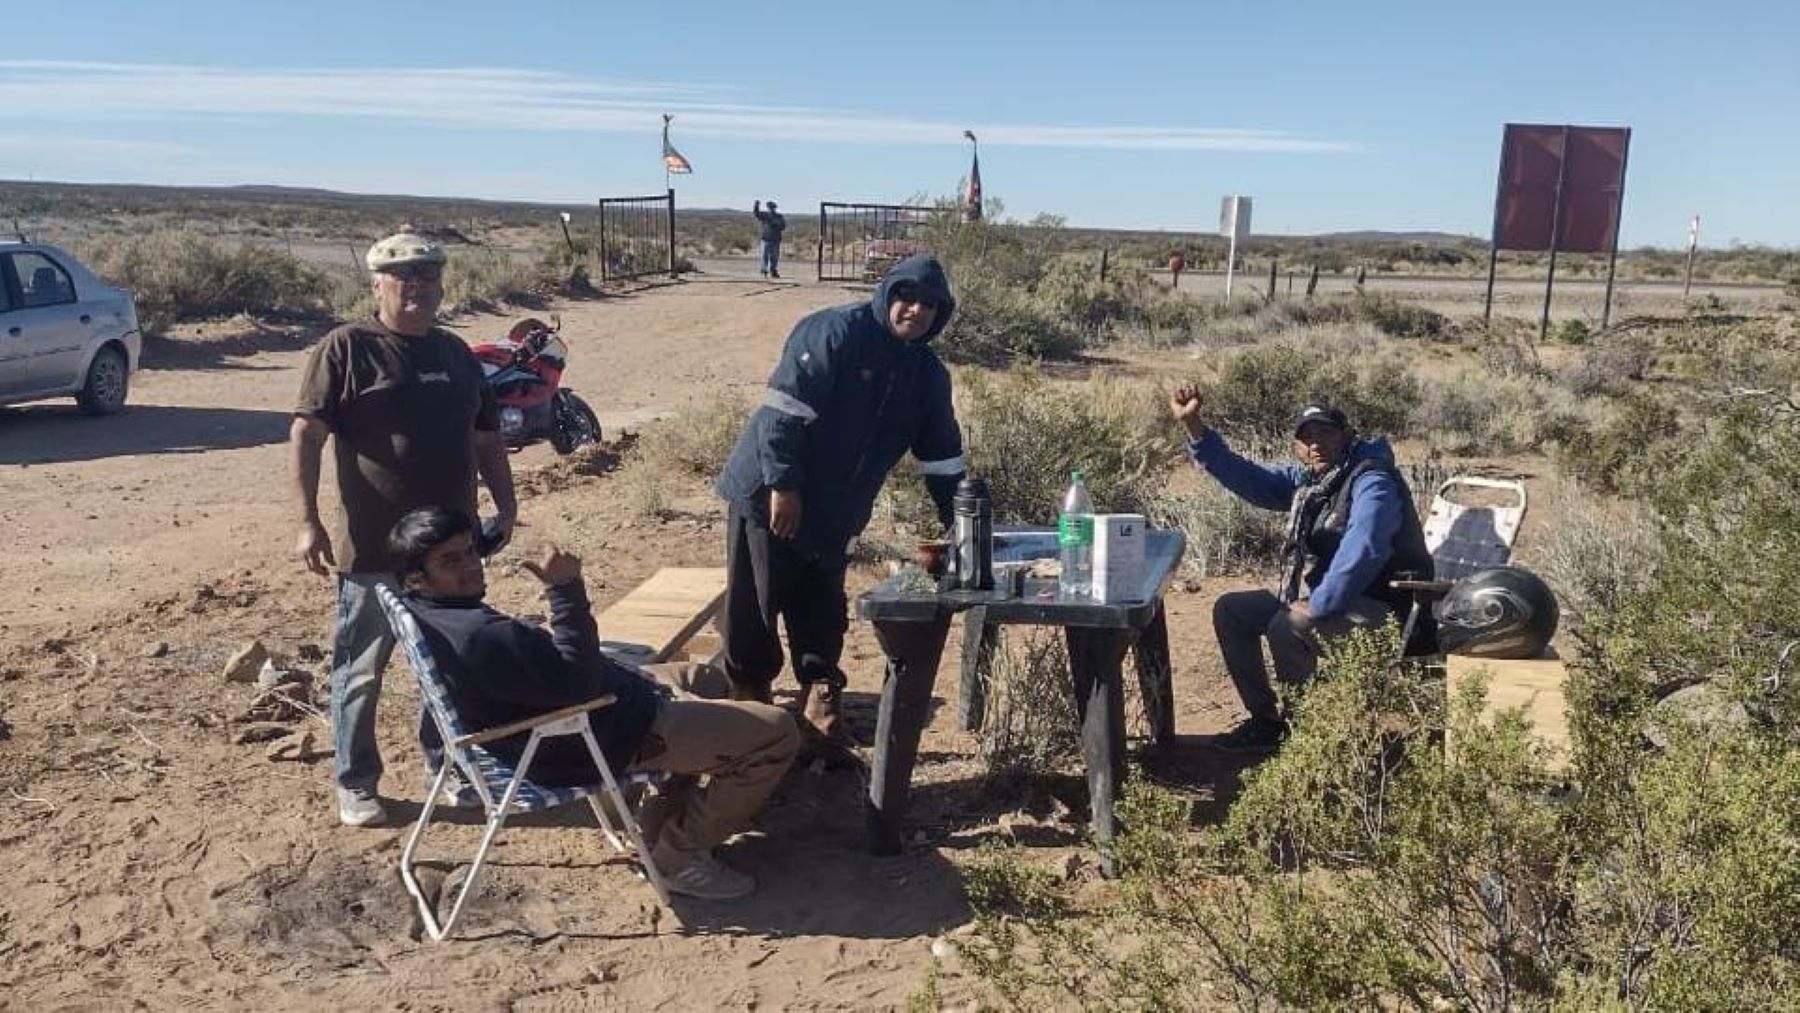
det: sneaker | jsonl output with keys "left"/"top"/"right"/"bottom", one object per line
{"left": 654, "top": 847, "right": 756, "bottom": 901}
{"left": 1204, "top": 717, "right": 1289, "bottom": 754}
{"left": 336, "top": 787, "right": 386, "bottom": 828}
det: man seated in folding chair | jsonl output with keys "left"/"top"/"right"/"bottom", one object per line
{"left": 1170, "top": 392, "right": 1435, "bottom": 752}
{"left": 388, "top": 507, "right": 800, "bottom": 901}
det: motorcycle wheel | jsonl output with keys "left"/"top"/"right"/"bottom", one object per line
{"left": 551, "top": 392, "right": 603, "bottom": 455}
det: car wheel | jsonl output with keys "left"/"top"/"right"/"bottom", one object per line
{"left": 76, "top": 346, "right": 129, "bottom": 416}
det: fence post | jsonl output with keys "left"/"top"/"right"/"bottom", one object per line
{"left": 665, "top": 188, "right": 677, "bottom": 278}
{"left": 1267, "top": 258, "right": 1278, "bottom": 303}
{"left": 1099, "top": 248, "right": 1110, "bottom": 283}
{"left": 1306, "top": 264, "right": 1320, "bottom": 298}
{"left": 598, "top": 201, "right": 609, "bottom": 283}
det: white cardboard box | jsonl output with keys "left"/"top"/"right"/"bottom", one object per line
{"left": 1092, "top": 514, "right": 1147, "bottom": 603}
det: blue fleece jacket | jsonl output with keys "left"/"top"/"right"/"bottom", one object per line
{"left": 715, "top": 255, "right": 965, "bottom": 562}
{"left": 1187, "top": 430, "right": 1407, "bottom": 619}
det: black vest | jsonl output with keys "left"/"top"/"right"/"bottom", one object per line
{"left": 1292, "top": 458, "right": 1434, "bottom": 611}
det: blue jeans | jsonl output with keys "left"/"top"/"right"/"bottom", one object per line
{"left": 330, "top": 572, "right": 442, "bottom": 792}
{"left": 760, "top": 239, "right": 781, "bottom": 275}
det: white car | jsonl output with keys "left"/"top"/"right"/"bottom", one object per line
{"left": 0, "top": 242, "right": 142, "bottom": 415}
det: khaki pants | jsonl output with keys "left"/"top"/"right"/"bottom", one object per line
{"left": 629, "top": 664, "right": 800, "bottom": 866}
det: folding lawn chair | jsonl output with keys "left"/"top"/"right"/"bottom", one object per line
{"left": 1397, "top": 476, "right": 1529, "bottom": 657}
{"left": 374, "top": 584, "right": 669, "bottom": 942}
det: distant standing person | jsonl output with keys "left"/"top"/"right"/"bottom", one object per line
{"left": 714, "top": 255, "right": 966, "bottom": 741}
{"left": 290, "top": 232, "right": 518, "bottom": 828}
{"left": 1168, "top": 248, "right": 1187, "bottom": 290}
{"left": 753, "top": 199, "right": 787, "bottom": 279}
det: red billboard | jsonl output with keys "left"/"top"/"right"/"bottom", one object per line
{"left": 1491, "top": 124, "right": 1630, "bottom": 254}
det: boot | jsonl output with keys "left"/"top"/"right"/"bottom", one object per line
{"left": 799, "top": 680, "right": 846, "bottom": 742}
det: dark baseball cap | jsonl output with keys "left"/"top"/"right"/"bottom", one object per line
{"left": 1292, "top": 404, "right": 1349, "bottom": 437}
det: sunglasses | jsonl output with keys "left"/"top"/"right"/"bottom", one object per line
{"left": 892, "top": 284, "right": 939, "bottom": 309}
{"left": 381, "top": 263, "right": 444, "bottom": 283}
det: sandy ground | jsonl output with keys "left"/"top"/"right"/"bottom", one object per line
{"left": 0, "top": 265, "right": 1286, "bottom": 1010}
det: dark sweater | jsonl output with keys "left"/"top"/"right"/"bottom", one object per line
{"left": 405, "top": 579, "right": 663, "bottom": 785}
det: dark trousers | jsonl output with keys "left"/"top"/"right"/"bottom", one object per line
{"left": 1212, "top": 589, "right": 1394, "bottom": 721}
{"left": 719, "top": 504, "right": 849, "bottom": 690}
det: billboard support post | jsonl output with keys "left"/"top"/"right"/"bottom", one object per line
{"left": 1599, "top": 129, "right": 1632, "bottom": 329}
{"left": 1539, "top": 126, "right": 1571, "bottom": 344}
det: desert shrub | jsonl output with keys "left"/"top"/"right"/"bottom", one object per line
{"left": 77, "top": 230, "right": 335, "bottom": 333}
{"left": 1354, "top": 291, "right": 1447, "bottom": 339}
{"left": 1201, "top": 341, "right": 1421, "bottom": 441}
{"left": 1550, "top": 391, "right": 1679, "bottom": 492}
{"left": 1559, "top": 332, "right": 1654, "bottom": 396}
{"left": 635, "top": 391, "right": 753, "bottom": 477}
{"left": 1550, "top": 318, "right": 1592, "bottom": 345}
{"left": 441, "top": 247, "right": 550, "bottom": 313}
{"left": 1528, "top": 480, "right": 1661, "bottom": 625}
{"left": 1413, "top": 367, "right": 1585, "bottom": 454}
{"left": 875, "top": 367, "right": 1177, "bottom": 537}
{"left": 978, "top": 629, "right": 1082, "bottom": 788}
{"left": 938, "top": 278, "right": 1085, "bottom": 365}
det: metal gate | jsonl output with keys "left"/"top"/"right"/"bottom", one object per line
{"left": 597, "top": 188, "right": 677, "bottom": 282}
{"left": 816, "top": 202, "right": 934, "bottom": 283}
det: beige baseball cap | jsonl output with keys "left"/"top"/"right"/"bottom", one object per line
{"left": 365, "top": 233, "right": 447, "bottom": 272}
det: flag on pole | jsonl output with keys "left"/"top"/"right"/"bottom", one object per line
{"left": 962, "top": 130, "right": 982, "bottom": 221}
{"left": 662, "top": 114, "right": 692, "bottom": 174}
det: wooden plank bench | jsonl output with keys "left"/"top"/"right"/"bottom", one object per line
{"left": 1445, "top": 648, "right": 1572, "bottom": 772}
{"left": 597, "top": 567, "right": 728, "bottom": 667}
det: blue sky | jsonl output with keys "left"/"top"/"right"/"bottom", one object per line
{"left": 4, "top": 1, "right": 1796, "bottom": 247}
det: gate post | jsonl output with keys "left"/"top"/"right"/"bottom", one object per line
{"left": 666, "top": 188, "right": 677, "bottom": 278}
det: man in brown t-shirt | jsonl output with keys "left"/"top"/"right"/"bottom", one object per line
{"left": 290, "top": 232, "right": 517, "bottom": 827}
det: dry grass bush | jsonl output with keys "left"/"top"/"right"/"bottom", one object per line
{"left": 1561, "top": 333, "right": 1656, "bottom": 396}
{"left": 634, "top": 392, "right": 754, "bottom": 478}
{"left": 1201, "top": 340, "right": 1421, "bottom": 442}
{"left": 77, "top": 230, "right": 335, "bottom": 334}
{"left": 441, "top": 247, "right": 551, "bottom": 314}
{"left": 1146, "top": 432, "right": 1291, "bottom": 581}
{"left": 978, "top": 629, "right": 1081, "bottom": 788}
{"left": 1529, "top": 479, "right": 1661, "bottom": 624}
{"left": 1413, "top": 367, "right": 1587, "bottom": 454}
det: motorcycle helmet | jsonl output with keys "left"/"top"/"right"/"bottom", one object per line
{"left": 1434, "top": 565, "right": 1560, "bottom": 659}
{"left": 507, "top": 317, "right": 551, "bottom": 344}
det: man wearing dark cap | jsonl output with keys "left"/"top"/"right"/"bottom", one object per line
{"left": 715, "top": 254, "right": 966, "bottom": 741}
{"left": 752, "top": 199, "right": 787, "bottom": 279}
{"left": 1169, "top": 390, "right": 1433, "bottom": 750}
{"left": 290, "top": 232, "right": 518, "bottom": 826}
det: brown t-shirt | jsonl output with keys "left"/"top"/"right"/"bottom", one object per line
{"left": 295, "top": 318, "right": 498, "bottom": 574}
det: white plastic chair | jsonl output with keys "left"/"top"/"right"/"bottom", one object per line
{"left": 1421, "top": 477, "right": 1528, "bottom": 580}
{"left": 374, "top": 584, "right": 668, "bottom": 941}
{"left": 1398, "top": 477, "right": 1529, "bottom": 657}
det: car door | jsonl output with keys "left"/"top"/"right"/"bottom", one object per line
{"left": 0, "top": 251, "right": 91, "bottom": 396}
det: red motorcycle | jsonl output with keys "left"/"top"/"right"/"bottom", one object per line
{"left": 471, "top": 317, "right": 602, "bottom": 454}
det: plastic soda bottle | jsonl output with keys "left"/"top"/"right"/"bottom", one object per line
{"left": 1058, "top": 471, "right": 1094, "bottom": 597}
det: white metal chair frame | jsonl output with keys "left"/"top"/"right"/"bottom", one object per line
{"left": 374, "top": 584, "right": 669, "bottom": 942}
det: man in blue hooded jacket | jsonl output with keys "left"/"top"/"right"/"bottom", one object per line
{"left": 716, "top": 255, "right": 966, "bottom": 739}
{"left": 1170, "top": 390, "right": 1433, "bottom": 751}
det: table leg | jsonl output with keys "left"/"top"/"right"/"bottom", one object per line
{"left": 866, "top": 617, "right": 951, "bottom": 855}
{"left": 956, "top": 606, "right": 997, "bottom": 732}
{"left": 1065, "top": 625, "right": 1132, "bottom": 875}
{"left": 1132, "top": 601, "right": 1177, "bottom": 746}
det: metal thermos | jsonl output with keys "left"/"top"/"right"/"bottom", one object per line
{"left": 953, "top": 477, "right": 994, "bottom": 590}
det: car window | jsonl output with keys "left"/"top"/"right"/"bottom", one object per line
{"left": 13, "top": 252, "right": 76, "bottom": 309}
{"left": 0, "top": 263, "right": 12, "bottom": 313}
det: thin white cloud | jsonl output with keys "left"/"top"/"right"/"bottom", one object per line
{"left": 0, "top": 60, "right": 1356, "bottom": 153}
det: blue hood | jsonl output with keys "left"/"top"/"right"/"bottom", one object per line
{"left": 871, "top": 255, "right": 956, "bottom": 343}
{"left": 1347, "top": 435, "right": 1396, "bottom": 469}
